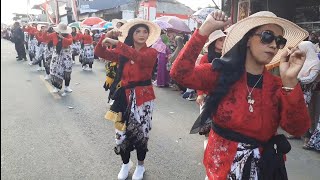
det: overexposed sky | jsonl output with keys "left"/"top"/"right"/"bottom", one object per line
{"left": 1, "top": 0, "right": 43, "bottom": 24}
{"left": 177, "top": 0, "right": 221, "bottom": 10}
{"left": 1, "top": 0, "right": 220, "bottom": 24}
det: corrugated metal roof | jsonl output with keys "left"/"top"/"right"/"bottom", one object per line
{"left": 79, "top": 0, "right": 131, "bottom": 11}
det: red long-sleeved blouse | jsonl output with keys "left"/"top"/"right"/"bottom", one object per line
{"left": 24, "top": 26, "right": 38, "bottom": 35}
{"left": 45, "top": 33, "right": 73, "bottom": 47}
{"left": 72, "top": 33, "right": 82, "bottom": 42}
{"left": 197, "top": 54, "right": 210, "bottom": 96}
{"left": 94, "top": 34, "right": 158, "bottom": 106}
{"left": 81, "top": 34, "right": 93, "bottom": 45}
{"left": 170, "top": 30, "right": 311, "bottom": 180}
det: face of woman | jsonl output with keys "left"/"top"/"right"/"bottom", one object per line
{"left": 116, "top": 22, "right": 123, "bottom": 29}
{"left": 85, "top": 30, "right": 90, "bottom": 35}
{"left": 247, "top": 24, "right": 284, "bottom": 65}
{"left": 72, "top": 28, "right": 76, "bottom": 33}
{"left": 214, "top": 37, "right": 225, "bottom": 53}
{"left": 133, "top": 27, "right": 149, "bottom": 45}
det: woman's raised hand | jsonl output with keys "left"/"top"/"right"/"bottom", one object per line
{"left": 199, "top": 10, "right": 231, "bottom": 36}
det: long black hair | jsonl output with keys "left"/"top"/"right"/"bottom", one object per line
{"left": 47, "top": 27, "right": 54, "bottom": 50}
{"left": 56, "top": 33, "right": 69, "bottom": 54}
{"left": 191, "top": 27, "right": 259, "bottom": 134}
{"left": 71, "top": 27, "right": 77, "bottom": 37}
{"left": 109, "top": 24, "right": 150, "bottom": 98}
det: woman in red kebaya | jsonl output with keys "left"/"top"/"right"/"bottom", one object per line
{"left": 34, "top": 26, "right": 55, "bottom": 79}
{"left": 80, "top": 28, "right": 94, "bottom": 71}
{"left": 95, "top": 19, "right": 160, "bottom": 180}
{"left": 170, "top": 10, "right": 311, "bottom": 180}
{"left": 45, "top": 23, "right": 73, "bottom": 94}
{"left": 70, "top": 27, "right": 82, "bottom": 64}
{"left": 34, "top": 25, "right": 49, "bottom": 71}
{"left": 24, "top": 23, "right": 38, "bottom": 64}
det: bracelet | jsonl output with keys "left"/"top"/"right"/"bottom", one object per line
{"left": 282, "top": 86, "right": 294, "bottom": 92}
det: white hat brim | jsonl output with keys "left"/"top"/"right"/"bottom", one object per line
{"left": 112, "top": 19, "right": 127, "bottom": 29}
{"left": 53, "top": 26, "right": 72, "bottom": 34}
{"left": 222, "top": 13, "right": 309, "bottom": 68}
{"left": 204, "top": 30, "right": 226, "bottom": 51}
{"left": 118, "top": 19, "right": 161, "bottom": 47}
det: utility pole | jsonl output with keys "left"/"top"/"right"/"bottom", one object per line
{"left": 211, "top": 0, "right": 221, "bottom": 10}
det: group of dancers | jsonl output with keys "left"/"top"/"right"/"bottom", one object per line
{"left": 23, "top": 22, "right": 97, "bottom": 93}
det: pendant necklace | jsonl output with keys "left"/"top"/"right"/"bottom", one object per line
{"left": 246, "top": 75, "right": 263, "bottom": 113}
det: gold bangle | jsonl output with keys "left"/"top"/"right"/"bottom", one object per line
{"left": 282, "top": 87, "right": 294, "bottom": 92}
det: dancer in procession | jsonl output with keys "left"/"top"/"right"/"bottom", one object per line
{"left": 80, "top": 28, "right": 94, "bottom": 71}
{"left": 24, "top": 22, "right": 38, "bottom": 65}
{"left": 170, "top": 10, "right": 311, "bottom": 180}
{"left": 45, "top": 23, "right": 73, "bottom": 93}
{"left": 70, "top": 27, "right": 82, "bottom": 64}
{"left": 95, "top": 19, "right": 160, "bottom": 180}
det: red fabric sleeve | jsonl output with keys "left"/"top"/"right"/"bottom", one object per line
{"left": 62, "top": 34, "right": 73, "bottom": 47}
{"left": 36, "top": 32, "right": 45, "bottom": 42}
{"left": 114, "top": 42, "right": 158, "bottom": 69}
{"left": 82, "top": 34, "right": 93, "bottom": 44}
{"left": 279, "top": 84, "right": 311, "bottom": 136}
{"left": 170, "top": 29, "right": 219, "bottom": 92}
{"left": 94, "top": 34, "right": 119, "bottom": 61}
{"left": 197, "top": 54, "right": 210, "bottom": 96}
{"left": 45, "top": 33, "right": 58, "bottom": 46}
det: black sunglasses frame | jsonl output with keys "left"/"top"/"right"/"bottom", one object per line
{"left": 253, "top": 30, "right": 287, "bottom": 49}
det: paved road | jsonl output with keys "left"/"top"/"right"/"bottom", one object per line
{"left": 1, "top": 39, "right": 319, "bottom": 180}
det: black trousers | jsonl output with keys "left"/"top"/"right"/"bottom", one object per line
{"left": 82, "top": 61, "right": 93, "bottom": 68}
{"left": 120, "top": 147, "right": 147, "bottom": 164}
{"left": 15, "top": 42, "right": 26, "bottom": 58}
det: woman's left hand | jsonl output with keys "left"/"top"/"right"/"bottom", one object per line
{"left": 279, "top": 47, "right": 306, "bottom": 88}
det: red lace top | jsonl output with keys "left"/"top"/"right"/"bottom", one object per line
{"left": 197, "top": 54, "right": 210, "bottom": 96}
{"left": 81, "top": 34, "right": 93, "bottom": 45}
{"left": 94, "top": 34, "right": 158, "bottom": 106}
{"left": 170, "top": 30, "right": 311, "bottom": 180}
{"left": 35, "top": 32, "right": 52, "bottom": 44}
{"left": 72, "top": 33, "right": 82, "bottom": 42}
{"left": 23, "top": 26, "right": 38, "bottom": 35}
{"left": 45, "top": 33, "right": 73, "bottom": 47}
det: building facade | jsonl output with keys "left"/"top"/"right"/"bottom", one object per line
{"left": 222, "top": 0, "right": 320, "bottom": 32}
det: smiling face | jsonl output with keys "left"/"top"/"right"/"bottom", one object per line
{"left": 133, "top": 26, "right": 149, "bottom": 45}
{"left": 246, "top": 24, "right": 284, "bottom": 65}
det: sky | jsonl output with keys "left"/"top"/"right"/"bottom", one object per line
{"left": 1, "top": 0, "right": 220, "bottom": 24}
{"left": 177, "top": 0, "right": 221, "bottom": 10}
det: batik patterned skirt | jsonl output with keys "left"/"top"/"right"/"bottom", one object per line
{"left": 50, "top": 48, "right": 72, "bottom": 89}
{"left": 28, "top": 37, "right": 38, "bottom": 58}
{"left": 70, "top": 41, "right": 81, "bottom": 55}
{"left": 44, "top": 46, "right": 54, "bottom": 70}
{"left": 33, "top": 43, "right": 50, "bottom": 65}
{"left": 306, "top": 121, "right": 320, "bottom": 151}
{"left": 116, "top": 89, "right": 154, "bottom": 153}
{"left": 81, "top": 44, "right": 94, "bottom": 64}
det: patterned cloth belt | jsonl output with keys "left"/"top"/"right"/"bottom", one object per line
{"left": 211, "top": 122, "right": 291, "bottom": 180}
{"left": 110, "top": 80, "right": 152, "bottom": 123}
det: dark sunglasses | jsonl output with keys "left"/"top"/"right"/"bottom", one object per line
{"left": 253, "top": 30, "right": 287, "bottom": 49}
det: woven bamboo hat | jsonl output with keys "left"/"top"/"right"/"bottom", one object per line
{"left": 53, "top": 23, "right": 72, "bottom": 34}
{"left": 222, "top": 11, "right": 309, "bottom": 68}
{"left": 118, "top": 19, "right": 161, "bottom": 47}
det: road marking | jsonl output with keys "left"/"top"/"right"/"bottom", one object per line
{"left": 39, "top": 75, "right": 61, "bottom": 99}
